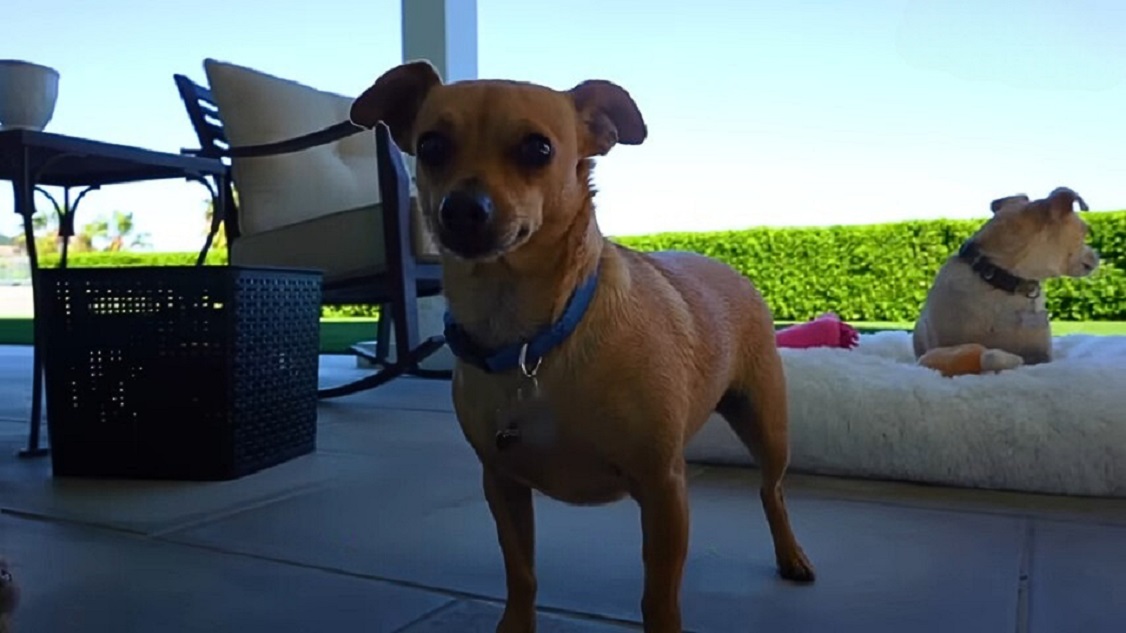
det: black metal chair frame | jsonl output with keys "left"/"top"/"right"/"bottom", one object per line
{"left": 173, "top": 74, "right": 452, "bottom": 399}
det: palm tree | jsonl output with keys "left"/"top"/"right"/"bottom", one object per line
{"left": 13, "top": 209, "right": 62, "bottom": 255}
{"left": 14, "top": 208, "right": 148, "bottom": 255}
{"left": 106, "top": 210, "right": 149, "bottom": 252}
{"left": 75, "top": 210, "right": 148, "bottom": 252}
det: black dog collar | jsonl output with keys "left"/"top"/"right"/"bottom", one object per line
{"left": 957, "top": 240, "right": 1041, "bottom": 298}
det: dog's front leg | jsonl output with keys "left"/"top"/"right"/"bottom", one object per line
{"left": 634, "top": 470, "right": 690, "bottom": 633}
{"left": 483, "top": 466, "right": 537, "bottom": 633}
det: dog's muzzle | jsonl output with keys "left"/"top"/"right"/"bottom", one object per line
{"left": 437, "top": 188, "right": 499, "bottom": 258}
{"left": 1082, "top": 250, "right": 1100, "bottom": 274}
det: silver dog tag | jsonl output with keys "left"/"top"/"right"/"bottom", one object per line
{"left": 496, "top": 342, "right": 562, "bottom": 448}
{"left": 494, "top": 344, "right": 558, "bottom": 450}
{"left": 517, "top": 375, "right": 540, "bottom": 402}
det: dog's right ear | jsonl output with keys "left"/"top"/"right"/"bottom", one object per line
{"left": 350, "top": 60, "right": 443, "bottom": 154}
{"left": 989, "top": 194, "right": 1029, "bottom": 214}
{"left": 1045, "top": 186, "right": 1089, "bottom": 216}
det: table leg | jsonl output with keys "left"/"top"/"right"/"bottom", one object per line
{"left": 12, "top": 150, "right": 49, "bottom": 458}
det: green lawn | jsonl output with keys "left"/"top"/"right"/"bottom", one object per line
{"left": 2, "top": 318, "right": 1124, "bottom": 355}
{"left": 319, "top": 318, "right": 380, "bottom": 354}
{"left": 0, "top": 317, "right": 382, "bottom": 354}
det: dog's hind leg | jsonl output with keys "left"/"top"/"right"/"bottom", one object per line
{"left": 716, "top": 348, "right": 816, "bottom": 583}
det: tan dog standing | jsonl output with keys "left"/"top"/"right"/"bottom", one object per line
{"left": 913, "top": 187, "right": 1100, "bottom": 373}
{"left": 350, "top": 61, "right": 814, "bottom": 632}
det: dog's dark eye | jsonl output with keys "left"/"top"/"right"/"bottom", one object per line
{"left": 516, "top": 133, "right": 553, "bottom": 168}
{"left": 416, "top": 132, "right": 452, "bottom": 168}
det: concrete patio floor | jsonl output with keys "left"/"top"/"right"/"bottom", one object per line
{"left": 1, "top": 344, "right": 1125, "bottom": 632}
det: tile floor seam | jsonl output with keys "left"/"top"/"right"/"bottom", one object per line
{"left": 387, "top": 599, "right": 461, "bottom": 633}
{"left": 3, "top": 508, "right": 501, "bottom": 610}
{"left": 147, "top": 480, "right": 340, "bottom": 538}
{"left": 530, "top": 605, "right": 650, "bottom": 631}
{"left": 1, "top": 507, "right": 149, "bottom": 537}
{"left": 1015, "top": 518, "right": 1035, "bottom": 633}
{"left": 149, "top": 534, "right": 649, "bottom": 630}
{"left": 1027, "top": 515, "right": 1126, "bottom": 529}
{"left": 788, "top": 491, "right": 1126, "bottom": 527}
{"left": 1, "top": 480, "right": 342, "bottom": 539}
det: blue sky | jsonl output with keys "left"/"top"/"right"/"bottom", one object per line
{"left": 3, "top": 0, "right": 1124, "bottom": 252}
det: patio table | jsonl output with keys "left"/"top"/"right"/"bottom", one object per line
{"left": 0, "top": 129, "right": 228, "bottom": 457}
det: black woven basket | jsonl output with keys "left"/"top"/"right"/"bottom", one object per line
{"left": 39, "top": 265, "right": 323, "bottom": 481}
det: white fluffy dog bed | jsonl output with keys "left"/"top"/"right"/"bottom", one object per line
{"left": 684, "top": 331, "right": 1126, "bottom": 498}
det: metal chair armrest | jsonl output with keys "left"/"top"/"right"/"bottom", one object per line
{"left": 202, "top": 120, "right": 365, "bottom": 159}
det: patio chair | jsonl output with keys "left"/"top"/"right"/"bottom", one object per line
{"left": 173, "top": 59, "right": 452, "bottom": 399}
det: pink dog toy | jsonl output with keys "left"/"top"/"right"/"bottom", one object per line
{"left": 775, "top": 312, "right": 860, "bottom": 350}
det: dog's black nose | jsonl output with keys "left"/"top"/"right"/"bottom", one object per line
{"left": 439, "top": 190, "right": 494, "bottom": 233}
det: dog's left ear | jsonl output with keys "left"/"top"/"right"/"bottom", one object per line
{"left": 350, "top": 60, "right": 443, "bottom": 153}
{"left": 1044, "top": 186, "right": 1089, "bottom": 217}
{"left": 989, "top": 194, "right": 1029, "bottom": 214}
{"left": 568, "top": 80, "right": 648, "bottom": 157}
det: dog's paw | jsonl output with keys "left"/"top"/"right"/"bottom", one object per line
{"left": 981, "top": 349, "right": 1024, "bottom": 373}
{"left": 496, "top": 609, "right": 536, "bottom": 633}
{"left": 778, "top": 548, "right": 816, "bottom": 584}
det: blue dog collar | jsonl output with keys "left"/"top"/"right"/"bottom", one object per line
{"left": 443, "top": 266, "right": 601, "bottom": 374}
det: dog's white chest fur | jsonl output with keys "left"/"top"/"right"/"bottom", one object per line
{"left": 1012, "top": 307, "right": 1050, "bottom": 329}
{"left": 917, "top": 262, "right": 1055, "bottom": 364}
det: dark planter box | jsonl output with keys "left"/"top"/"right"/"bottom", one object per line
{"left": 39, "top": 265, "right": 323, "bottom": 481}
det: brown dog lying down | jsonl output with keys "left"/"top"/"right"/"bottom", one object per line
{"left": 914, "top": 187, "right": 1100, "bottom": 377}
{"left": 349, "top": 61, "right": 814, "bottom": 632}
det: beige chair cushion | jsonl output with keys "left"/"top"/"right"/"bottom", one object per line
{"left": 201, "top": 58, "right": 440, "bottom": 278}
{"left": 230, "top": 200, "right": 440, "bottom": 284}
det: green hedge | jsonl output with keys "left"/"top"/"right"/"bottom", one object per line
{"left": 37, "top": 251, "right": 378, "bottom": 319}
{"left": 39, "top": 251, "right": 226, "bottom": 268}
{"left": 611, "top": 210, "right": 1126, "bottom": 322}
{"left": 34, "top": 210, "right": 1126, "bottom": 322}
